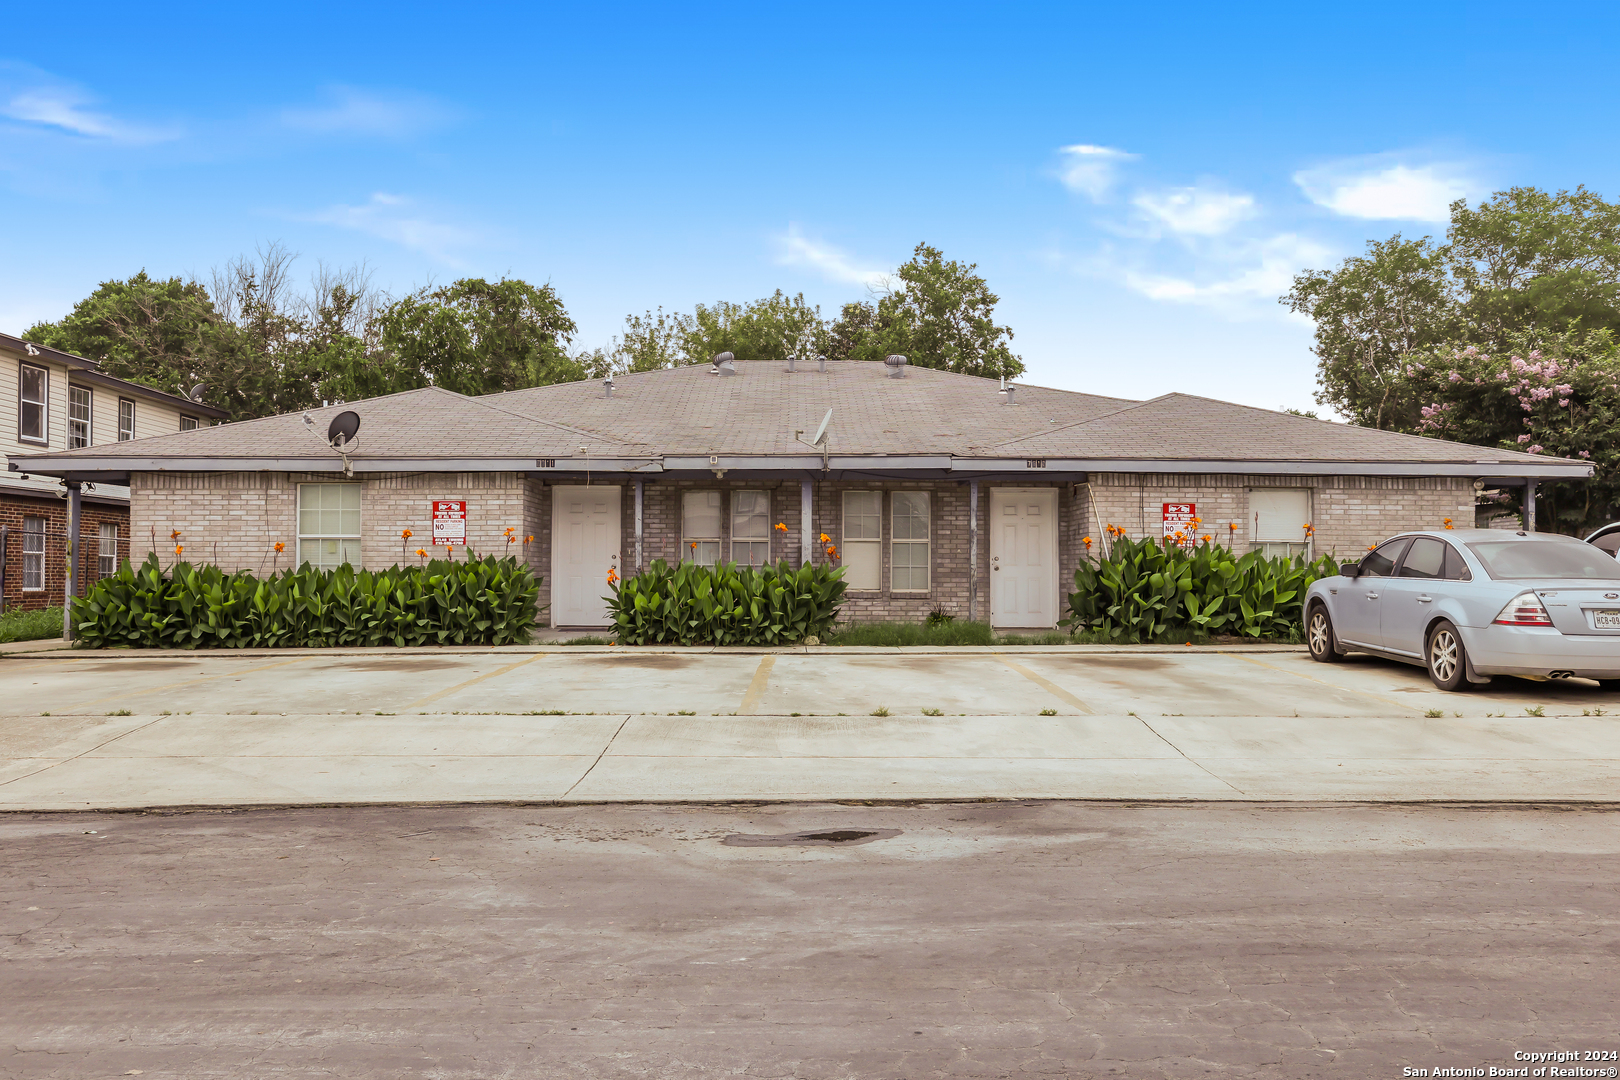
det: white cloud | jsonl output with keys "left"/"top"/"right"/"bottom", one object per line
{"left": 1056, "top": 144, "right": 1136, "bottom": 201}
{"left": 280, "top": 86, "right": 456, "bottom": 138}
{"left": 774, "top": 225, "right": 890, "bottom": 288}
{"left": 299, "top": 193, "right": 479, "bottom": 263}
{"left": 0, "top": 62, "right": 179, "bottom": 144}
{"left": 1133, "top": 187, "right": 1256, "bottom": 236}
{"left": 1294, "top": 159, "right": 1481, "bottom": 222}
{"left": 1121, "top": 234, "right": 1332, "bottom": 313}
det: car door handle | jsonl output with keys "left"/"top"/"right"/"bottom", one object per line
{"left": 1416, "top": 595, "right": 1433, "bottom": 603}
{"left": 1364, "top": 592, "right": 1379, "bottom": 600}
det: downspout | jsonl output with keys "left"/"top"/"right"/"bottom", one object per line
{"left": 63, "top": 481, "right": 81, "bottom": 641}
{"left": 634, "top": 479, "right": 644, "bottom": 571}
{"left": 969, "top": 479, "right": 979, "bottom": 622}
{"left": 801, "top": 480, "right": 813, "bottom": 565}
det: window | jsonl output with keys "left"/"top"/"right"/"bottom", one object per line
{"left": 682, "top": 491, "right": 722, "bottom": 566}
{"left": 1360, "top": 537, "right": 1411, "bottom": 578}
{"left": 98, "top": 522, "right": 119, "bottom": 577}
{"left": 297, "top": 483, "right": 362, "bottom": 570}
{"left": 179, "top": 415, "right": 199, "bottom": 431}
{"left": 891, "top": 491, "right": 930, "bottom": 591}
{"left": 1465, "top": 539, "right": 1620, "bottom": 580}
{"left": 842, "top": 491, "right": 882, "bottom": 590}
{"left": 1249, "top": 488, "right": 1311, "bottom": 557}
{"left": 22, "top": 517, "right": 45, "bottom": 591}
{"left": 731, "top": 490, "right": 770, "bottom": 566}
{"left": 68, "top": 385, "right": 92, "bottom": 449}
{"left": 1397, "top": 537, "right": 1448, "bottom": 579}
{"left": 118, "top": 398, "right": 136, "bottom": 441}
{"left": 19, "top": 363, "right": 47, "bottom": 444}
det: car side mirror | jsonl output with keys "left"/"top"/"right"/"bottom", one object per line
{"left": 1340, "top": 562, "right": 1363, "bottom": 578}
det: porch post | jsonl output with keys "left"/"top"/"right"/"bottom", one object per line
{"left": 634, "top": 479, "right": 644, "bottom": 571}
{"left": 1524, "top": 481, "right": 1537, "bottom": 532}
{"left": 801, "top": 480, "right": 813, "bottom": 566}
{"left": 63, "top": 481, "right": 81, "bottom": 640}
{"left": 968, "top": 479, "right": 979, "bottom": 623}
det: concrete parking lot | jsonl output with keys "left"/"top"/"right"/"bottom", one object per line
{"left": 2, "top": 800, "right": 1615, "bottom": 1079}
{"left": 3, "top": 646, "right": 1619, "bottom": 808}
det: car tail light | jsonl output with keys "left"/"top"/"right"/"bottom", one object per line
{"left": 1494, "top": 593, "right": 1554, "bottom": 626}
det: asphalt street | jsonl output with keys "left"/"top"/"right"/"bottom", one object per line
{"left": 3, "top": 801, "right": 1616, "bottom": 1079}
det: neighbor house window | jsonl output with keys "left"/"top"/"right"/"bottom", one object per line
{"left": 118, "top": 398, "right": 136, "bottom": 441}
{"left": 19, "top": 363, "right": 47, "bottom": 444}
{"left": 891, "top": 491, "right": 930, "bottom": 591}
{"left": 1249, "top": 488, "right": 1311, "bottom": 558}
{"left": 842, "top": 490, "right": 882, "bottom": 590}
{"left": 98, "top": 522, "right": 119, "bottom": 576}
{"left": 731, "top": 490, "right": 770, "bottom": 566}
{"left": 22, "top": 517, "right": 45, "bottom": 591}
{"left": 68, "top": 385, "right": 92, "bottom": 449}
{"left": 297, "top": 483, "right": 362, "bottom": 570}
{"left": 179, "top": 415, "right": 199, "bottom": 431}
{"left": 682, "top": 491, "right": 722, "bottom": 566}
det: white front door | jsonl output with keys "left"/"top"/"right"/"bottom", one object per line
{"left": 990, "top": 488, "right": 1058, "bottom": 628}
{"left": 551, "top": 485, "right": 621, "bottom": 628}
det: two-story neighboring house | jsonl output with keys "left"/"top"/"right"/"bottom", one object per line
{"left": 1, "top": 332, "right": 228, "bottom": 612}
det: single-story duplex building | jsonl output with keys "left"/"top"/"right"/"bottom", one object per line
{"left": 11, "top": 358, "right": 1591, "bottom": 629}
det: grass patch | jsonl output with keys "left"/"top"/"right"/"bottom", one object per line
{"left": 0, "top": 606, "right": 63, "bottom": 644}
{"left": 921, "top": 707, "right": 943, "bottom": 716}
{"left": 560, "top": 635, "right": 612, "bottom": 645}
{"left": 871, "top": 706, "right": 890, "bottom": 717}
{"left": 827, "top": 621, "right": 996, "bottom": 647}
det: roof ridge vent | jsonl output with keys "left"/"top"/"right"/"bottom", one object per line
{"left": 884, "top": 354, "right": 908, "bottom": 379}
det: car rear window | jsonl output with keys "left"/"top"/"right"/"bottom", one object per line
{"left": 1465, "top": 540, "right": 1620, "bottom": 580}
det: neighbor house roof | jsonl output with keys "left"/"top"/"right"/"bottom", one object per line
{"left": 8, "top": 360, "right": 1592, "bottom": 483}
{"left": 0, "top": 333, "right": 231, "bottom": 420}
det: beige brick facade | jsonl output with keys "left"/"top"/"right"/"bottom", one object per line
{"left": 129, "top": 470, "right": 1481, "bottom": 629}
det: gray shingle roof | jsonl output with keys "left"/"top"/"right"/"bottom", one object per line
{"left": 7, "top": 360, "right": 1585, "bottom": 476}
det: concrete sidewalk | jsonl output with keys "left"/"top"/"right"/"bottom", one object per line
{"left": 4, "top": 646, "right": 1619, "bottom": 809}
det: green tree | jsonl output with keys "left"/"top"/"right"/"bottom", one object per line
{"left": 24, "top": 271, "right": 219, "bottom": 394}
{"left": 680, "top": 291, "right": 828, "bottom": 365}
{"left": 839, "top": 243, "right": 1024, "bottom": 377}
{"left": 376, "top": 277, "right": 581, "bottom": 396}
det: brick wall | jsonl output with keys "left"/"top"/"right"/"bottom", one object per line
{"left": 1, "top": 493, "right": 130, "bottom": 612}
{"left": 1078, "top": 473, "right": 1477, "bottom": 563}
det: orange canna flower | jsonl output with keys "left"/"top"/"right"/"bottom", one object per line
{"left": 415, "top": 547, "right": 428, "bottom": 558}
{"left": 504, "top": 526, "right": 515, "bottom": 536}
{"left": 1202, "top": 534, "right": 1212, "bottom": 543}
{"left": 775, "top": 522, "right": 787, "bottom": 532}
{"left": 402, "top": 528, "right": 412, "bottom": 539}
{"left": 606, "top": 567, "right": 619, "bottom": 584}
{"left": 525, "top": 534, "right": 534, "bottom": 544}
{"left": 274, "top": 541, "right": 285, "bottom": 553}
{"left": 1082, "top": 536, "right": 1092, "bottom": 548}
{"left": 819, "top": 533, "right": 830, "bottom": 544}
{"left": 170, "top": 529, "right": 182, "bottom": 540}
{"left": 174, "top": 545, "right": 183, "bottom": 556}
{"left": 688, "top": 541, "right": 697, "bottom": 551}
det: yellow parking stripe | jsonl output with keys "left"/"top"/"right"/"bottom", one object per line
{"left": 738, "top": 655, "right": 777, "bottom": 714}
{"left": 993, "top": 654, "right": 1095, "bottom": 714}
{"left": 403, "top": 653, "right": 550, "bottom": 710}
{"left": 59, "top": 656, "right": 319, "bottom": 713}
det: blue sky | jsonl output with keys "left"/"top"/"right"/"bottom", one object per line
{"left": 4, "top": 1, "right": 1618, "bottom": 413}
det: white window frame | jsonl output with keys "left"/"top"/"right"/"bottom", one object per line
{"left": 179, "top": 415, "right": 199, "bottom": 431}
{"left": 682, "top": 490, "right": 723, "bottom": 567}
{"left": 731, "top": 490, "right": 771, "bottom": 567}
{"left": 68, "top": 385, "right": 92, "bottom": 449}
{"left": 18, "top": 362, "right": 47, "bottom": 445}
{"left": 296, "top": 483, "right": 363, "bottom": 570}
{"left": 22, "top": 516, "right": 46, "bottom": 591}
{"left": 842, "top": 490, "right": 882, "bottom": 591}
{"left": 98, "top": 521, "right": 119, "bottom": 577}
{"left": 890, "top": 490, "right": 930, "bottom": 592}
{"left": 118, "top": 398, "right": 136, "bottom": 442}
{"left": 1249, "top": 488, "right": 1313, "bottom": 559}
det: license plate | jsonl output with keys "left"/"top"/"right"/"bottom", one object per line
{"left": 1594, "top": 610, "right": 1620, "bottom": 630}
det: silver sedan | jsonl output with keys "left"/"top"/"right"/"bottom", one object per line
{"left": 1304, "top": 528, "right": 1620, "bottom": 691}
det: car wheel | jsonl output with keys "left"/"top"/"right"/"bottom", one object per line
{"left": 1307, "top": 604, "right": 1341, "bottom": 663}
{"left": 1426, "top": 620, "right": 1471, "bottom": 692}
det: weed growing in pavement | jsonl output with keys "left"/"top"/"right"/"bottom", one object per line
{"left": 40, "top": 712, "right": 50, "bottom": 716}
{"left": 1525, "top": 705, "right": 1545, "bottom": 717}
{"left": 871, "top": 706, "right": 890, "bottom": 717}
{"left": 789, "top": 712, "right": 801, "bottom": 716}
{"left": 107, "top": 709, "right": 132, "bottom": 716}
{"left": 375, "top": 711, "right": 395, "bottom": 716}
{"left": 1040, "top": 708, "right": 1058, "bottom": 716}
{"left": 676, "top": 709, "right": 695, "bottom": 715}
{"left": 523, "top": 710, "right": 566, "bottom": 715}
{"left": 1424, "top": 709, "right": 1444, "bottom": 718}
{"left": 561, "top": 636, "right": 611, "bottom": 645}
{"left": 921, "top": 707, "right": 943, "bottom": 716}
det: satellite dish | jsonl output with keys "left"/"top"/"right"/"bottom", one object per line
{"left": 327, "top": 410, "right": 361, "bottom": 448}
{"left": 189, "top": 383, "right": 206, "bottom": 402}
{"left": 812, "top": 408, "right": 833, "bottom": 447}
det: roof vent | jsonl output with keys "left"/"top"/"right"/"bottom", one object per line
{"left": 884, "top": 354, "right": 908, "bottom": 379}
{"left": 1000, "top": 383, "right": 1017, "bottom": 405}
{"left": 818, "top": 357, "right": 826, "bottom": 373}
{"left": 604, "top": 375, "right": 614, "bottom": 398}
{"left": 712, "top": 351, "right": 737, "bottom": 376}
